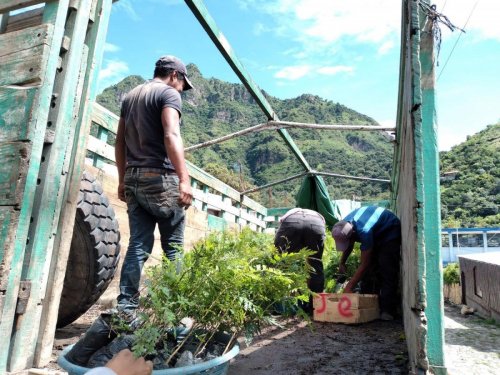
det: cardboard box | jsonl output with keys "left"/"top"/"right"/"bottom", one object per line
{"left": 313, "top": 293, "right": 379, "bottom": 324}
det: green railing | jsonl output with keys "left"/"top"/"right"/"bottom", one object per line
{"left": 88, "top": 102, "right": 268, "bottom": 231}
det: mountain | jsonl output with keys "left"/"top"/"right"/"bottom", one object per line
{"left": 440, "top": 123, "right": 500, "bottom": 228}
{"left": 96, "top": 64, "right": 394, "bottom": 207}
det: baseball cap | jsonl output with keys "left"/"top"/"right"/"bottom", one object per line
{"left": 331, "top": 220, "right": 354, "bottom": 252}
{"left": 155, "top": 55, "right": 194, "bottom": 90}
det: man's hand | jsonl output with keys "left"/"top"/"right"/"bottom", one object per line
{"left": 178, "top": 181, "right": 193, "bottom": 208}
{"left": 343, "top": 281, "right": 354, "bottom": 293}
{"left": 118, "top": 182, "right": 126, "bottom": 202}
{"left": 106, "top": 349, "right": 153, "bottom": 375}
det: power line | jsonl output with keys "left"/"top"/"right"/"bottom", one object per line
{"left": 440, "top": 0, "right": 448, "bottom": 13}
{"left": 437, "top": 0, "right": 480, "bottom": 81}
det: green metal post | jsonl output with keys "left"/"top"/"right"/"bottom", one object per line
{"left": 420, "top": 7, "right": 446, "bottom": 373}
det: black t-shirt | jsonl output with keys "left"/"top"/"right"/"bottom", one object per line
{"left": 120, "top": 80, "right": 182, "bottom": 170}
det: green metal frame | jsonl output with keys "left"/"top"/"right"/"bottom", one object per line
{"left": 419, "top": 7, "right": 445, "bottom": 374}
{"left": 0, "top": 0, "right": 446, "bottom": 372}
{"left": 184, "top": 0, "right": 311, "bottom": 172}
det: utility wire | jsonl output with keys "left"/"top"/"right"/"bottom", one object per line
{"left": 441, "top": 0, "right": 448, "bottom": 13}
{"left": 437, "top": 0, "right": 479, "bottom": 81}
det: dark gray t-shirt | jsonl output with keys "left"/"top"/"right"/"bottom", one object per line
{"left": 120, "top": 80, "right": 182, "bottom": 170}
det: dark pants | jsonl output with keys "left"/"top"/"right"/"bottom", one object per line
{"left": 118, "top": 167, "right": 185, "bottom": 312}
{"left": 274, "top": 211, "right": 325, "bottom": 293}
{"left": 360, "top": 238, "right": 401, "bottom": 316}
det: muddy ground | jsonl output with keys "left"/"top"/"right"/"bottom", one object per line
{"left": 49, "top": 303, "right": 500, "bottom": 374}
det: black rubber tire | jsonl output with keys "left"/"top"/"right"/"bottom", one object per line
{"left": 57, "top": 170, "right": 121, "bottom": 328}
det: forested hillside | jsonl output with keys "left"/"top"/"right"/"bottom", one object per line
{"left": 440, "top": 123, "right": 500, "bottom": 228}
{"left": 97, "top": 64, "right": 393, "bottom": 207}
{"left": 96, "top": 64, "right": 393, "bottom": 207}
{"left": 96, "top": 66, "right": 499, "bottom": 226}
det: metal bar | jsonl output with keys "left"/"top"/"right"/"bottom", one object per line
{"left": 186, "top": 120, "right": 395, "bottom": 152}
{"left": 269, "top": 120, "right": 396, "bottom": 131}
{"left": 184, "top": 0, "right": 311, "bottom": 171}
{"left": 314, "top": 171, "right": 390, "bottom": 183}
{"left": 185, "top": 122, "right": 270, "bottom": 151}
{"left": 241, "top": 171, "right": 309, "bottom": 195}
{"left": 241, "top": 169, "right": 390, "bottom": 195}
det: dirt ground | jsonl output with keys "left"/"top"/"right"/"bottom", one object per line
{"left": 444, "top": 303, "right": 500, "bottom": 375}
{"left": 50, "top": 306, "right": 408, "bottom": 374}
{"left": 228, "top": 317, "right": 408, "bottom": 374}
{"left": 49, "top": 302, "right": 500, "bottom": 374}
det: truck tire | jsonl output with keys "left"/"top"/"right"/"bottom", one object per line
{"left": 57, "top": 171, "right": 121, "bottom": 328}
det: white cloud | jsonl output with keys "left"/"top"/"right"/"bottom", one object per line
{"left": 433, "top": 0, "right": 500, "bottom": 41}
{"left": 253, "top": 22, "right": 267, "bottom": 36}
{"left": 98, "top": 60, "right": 130, "bottom": 92}
{"left": 275, "top": 65, "right": 311, "bottom": 80}
{"left": 113, "top": 0, "right": 183, "bottom": 21}
{"left": 247, "top": 0, "right": 401, "bottom": 44}
{"left": 378, "top": 40, "right": 394, "bottom": 55}
{"left": 275, "top": 64, "right": 352, "bottom": 80}
{"left": 104, "top": 43, "right": 120, "bottom": 53}
{"left": 113, "top": 0, "right": 140, "bottom": 21}
{"left": 317, "top": 65, "right": 353, "bottom": 75}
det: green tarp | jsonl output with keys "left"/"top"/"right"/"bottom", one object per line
{"left": 295, "top": 175, "right": 339, "bottom": 229}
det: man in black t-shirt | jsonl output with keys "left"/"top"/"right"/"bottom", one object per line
{"left": 115, "top": 55, "right": 194, "bottom": 313}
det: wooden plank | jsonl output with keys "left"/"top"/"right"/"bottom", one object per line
{"left": 0, "top": 23, "right": 50, "bottom": 61}
{"left": 5, "top": 7, "right": 44, "bottom": 33}
{"left": 7, "top": 0, "right": 94, "bottom": 370}
{"left": 87, "top": 134, "right": 114, "bottom": 161}
{"left": 0, "top": 207, "right": 19, "bottom": 279}
{"left": 91, "top": 102, "right": 119, "bottom": 133}
{"left": 0, "top": 2, "right": 68, "bottom": 373}
{"left": 35, "top": 0, "right": 114, "bottom": 367}
{"left": 0, "top": 86, "right": 37, "bottom": 142}
{"left": 0, "top": 141, "right": 31, "bottom": 206}
{"left": 187, "top": 160, "right": 241, "bottom": 202}
{"left": 0, "top": 45, "right": 46, "bottom": 85}
{"left": 206, "top": 193, "right": 239, "bottom": 216}
{"left": 241, "top": 195, "right": 267, "bottom": 215}
{"left": 0, "top": 14, "right": 8, "bottom": 33}
{"left": 0, "top": 24, "right": 52, "bottom": 86}
{"left": 0, "top": 0, "right": 45, "bottom": 13}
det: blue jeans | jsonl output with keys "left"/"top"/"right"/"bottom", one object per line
{"left": 117, "top": 167, "right": 185, "bottom": 312}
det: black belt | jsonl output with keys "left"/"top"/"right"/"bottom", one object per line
{"left": 127, "top": 167, "right": 177, "bottom": 176}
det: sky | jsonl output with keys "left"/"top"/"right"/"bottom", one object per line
{"left": 98, "top": 0, "right": 500, "bottom": 151}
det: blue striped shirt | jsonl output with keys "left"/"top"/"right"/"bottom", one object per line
{"left": 344, "top": 206, "right": 401, "bottom": 251}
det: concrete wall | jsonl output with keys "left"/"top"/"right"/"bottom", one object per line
{"left": 459, "top": 254, "right": 500, "bottom": 322}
